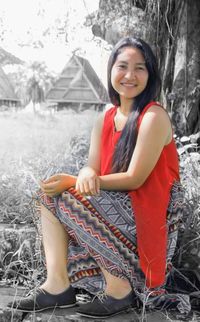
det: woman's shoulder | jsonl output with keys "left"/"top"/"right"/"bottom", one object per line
{"left": 144, "top": 103, "right": 172, "bottom": 124}
{"left": 138, "top": 102, "right": 172, "bottom": 145}
{"left": 139, "top": 102, "right": 170, "bottom": 125}
{"left": 141, "top": 104, "right": 171, "bottom": 127}
{"left": 142, "top": 101, "right": 163, "bottom": 114}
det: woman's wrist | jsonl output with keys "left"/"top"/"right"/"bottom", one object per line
{"left": 79, "top": 166, "right": 97, "bottom": 175}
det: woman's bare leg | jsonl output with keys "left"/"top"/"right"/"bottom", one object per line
{"left": 39, "top": 204, "right": 70, "bottom": 294}
{"left": 100, "top": 267, "right": 132, "bottom": 299}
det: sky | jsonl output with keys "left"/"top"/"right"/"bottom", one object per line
{"left": 0, "top": 0, "right": 110, "bottom": 85}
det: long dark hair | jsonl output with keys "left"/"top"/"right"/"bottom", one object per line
{"left": 107, "top": 37, "right": 161, "bottom": 172}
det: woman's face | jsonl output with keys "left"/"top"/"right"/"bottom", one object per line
{"left": 111, "top": 46, "right": 149, "bottom": 104}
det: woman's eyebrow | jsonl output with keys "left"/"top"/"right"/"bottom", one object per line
{"left": 116, "top": 60, "right": 128, "bottom": 64}
{"left": 116, "top": 60, "right": 146, "bottom": 65}
{"left": 135, "top": 62, "right": 146, "bottom": 66}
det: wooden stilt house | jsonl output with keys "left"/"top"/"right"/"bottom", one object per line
{"left": 0, "top": 66, "right": 20, "bottom": 108}
{"left": 0, "top": 46, "right": 23, "bottom": 109}
{"left": 46, "top": 55, "right": 109, "bottom": 111}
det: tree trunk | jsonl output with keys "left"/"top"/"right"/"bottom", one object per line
{"left": 171, "top": 0, "right": 200, "bottom": 135}
{"left": 185, "top": 0, "right": 200, "bottom": 134}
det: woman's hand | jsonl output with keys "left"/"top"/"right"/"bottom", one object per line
{"left": 40, "top": 173, "right": 76, "bottom": 197}
{"left": 76, "top": 167, "right": 100, "bottom": 196}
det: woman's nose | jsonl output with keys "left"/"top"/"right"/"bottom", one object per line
{"left": 125, "top": 70, "right": 135, "bottom": 80}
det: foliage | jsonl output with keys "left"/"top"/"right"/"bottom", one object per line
{"left": 175, "top": 138, "right": 200, "bottom": 274}
{"left": 0, "top": 227, "right": 43, "bottom": 287}
{"left": 7, "top": 61, "right": 57, "bottom": 106}
{"left": 26, "top": 76, "right": 44, "bottom": 106}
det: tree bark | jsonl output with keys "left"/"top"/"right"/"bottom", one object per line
{"left": 171, "top": 0, "right": 200, "bottom": 135}
{"left": 185, "top": 0, "right": 200, "bottom": 134}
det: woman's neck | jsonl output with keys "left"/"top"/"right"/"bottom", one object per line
{"left": 119, "top": 103, "right": 133, "bottom": 116}
{"left": 119, "top": 97, "right": 134, "bottom": 116}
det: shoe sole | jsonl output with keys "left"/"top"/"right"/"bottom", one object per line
{"left": 10, "top": 302, "right": 77, "bottom": 313}
{"left": 77, "top": 307, "right": 133, "bottom": 319}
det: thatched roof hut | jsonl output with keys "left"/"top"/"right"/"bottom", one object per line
{"left": 46, "top": 55, "right": 109, "bottom": 111}
{"left": 0, "top": 46, "right": 23, "bottom": 66}
{"left": 0, "top": 46, "right": 23, "bottom": 108}
{"left": 0, "top": 66, "right": 20, "bottom": 107}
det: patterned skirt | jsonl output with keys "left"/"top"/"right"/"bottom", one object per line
{"left": 35, "top": 182, "right": 191, "bottom": 313}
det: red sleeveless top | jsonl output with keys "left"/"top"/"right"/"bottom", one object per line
{"left": 100, "top": 102, "right": 180, "bottom": 288}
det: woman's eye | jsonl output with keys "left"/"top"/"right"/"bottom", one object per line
{"left": 136, "top": 66, "right": 145, "bottom": 71}
{"left": 118, "top": 65, "right": 127, "bottom": 69}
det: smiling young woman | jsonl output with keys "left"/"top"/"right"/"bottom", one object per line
{"left": 8, "top": 37, "right": 190, "bottom": 318}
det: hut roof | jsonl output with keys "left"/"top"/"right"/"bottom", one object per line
{"left": 0, "top": 66, "right": 19, "bottom": 101}
{"left": 46, "top": 55, "right": 109, "bottom": 104}
{"left": 0, "top": 46, "right": 24, "bottom": 66}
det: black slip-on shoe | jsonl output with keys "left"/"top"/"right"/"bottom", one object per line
{"left": 77, "top": 290, "right": 136, "bottom": 319}
{"left": 7, "top": 286, "right": 77, "bottom": 312}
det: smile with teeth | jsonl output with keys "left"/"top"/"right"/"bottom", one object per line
{"left": 121, "top": 82, "right": 137, "bottom": 87}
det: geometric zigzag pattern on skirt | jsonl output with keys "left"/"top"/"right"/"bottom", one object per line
{"left": 35, "top": 181, "right": 191, "bottom": 313}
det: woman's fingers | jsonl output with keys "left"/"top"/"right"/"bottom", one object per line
{"left": 83, "top": 181, "right": 91, "bottom": 195}
{"left": 89, "top": 178, "right": 98, "bottom": 195}
{"left": 40, "top": 180, "right": 59, "bottom": 193}
{"left": 87, "top": 180, "right": 97, "bottom": 195}
{"left": 75, "top": 178, "right": 84, "bottom": 195}
{"left": 81, "top": 178, "right": 99, "bottom": 196}
{"left": 42, "top": 174, "right": 59, "bottom": 184}
{"left": 76, "top": 181, "right": 90, "bottom": 196}
{"left": 56, "top": 173, "right": 101, "bottom": 197}
{"left": 95, "top": 177, "right": 100, "bottom": 195}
